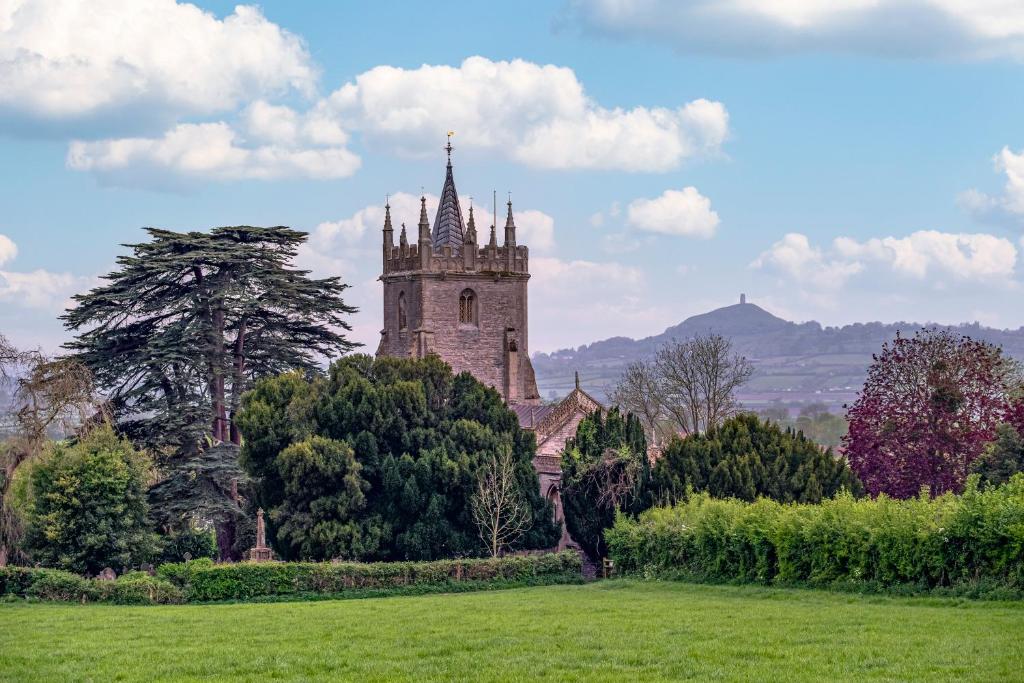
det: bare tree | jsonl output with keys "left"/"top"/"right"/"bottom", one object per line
{"left": 471, "top": 447, "right": 532, "bottom": 558}
{"left": 0, "top": 334, "right": 103, "bottom": 565}
{"left": 611, "top": 360, "right": 666, "bottom": 449}
{"left": 653, "top": 333, "right": 753, "bottom": 436}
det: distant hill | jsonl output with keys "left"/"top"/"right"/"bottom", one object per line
{"left": 532, "top": 296, "right": 1024, "bottom": 411}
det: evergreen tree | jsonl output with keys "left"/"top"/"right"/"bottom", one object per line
{"left": 62, "top": 226, "right": 357, "bottom": 560}
{"left": 23, "top": 426, "right": 158, "bottom": 574}
{"left": 235, "top": 355, "right": 559, "bottom": 561}
{"left": 650, "top": 413, "right": 862, "bottom": 503}
{"left": 560, "top": 407, "right": 649, "bottom": 560}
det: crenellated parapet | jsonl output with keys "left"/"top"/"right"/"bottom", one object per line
{"left": 383, "top": 241, "right": 529, "bottom": 276}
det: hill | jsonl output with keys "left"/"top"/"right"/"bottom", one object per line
{"left": 531, "top": 296, "right": 1024, "bottom": 411}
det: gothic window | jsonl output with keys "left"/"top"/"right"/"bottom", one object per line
{"left": 398, "top": 291, "right": 407, "bottom": 331}
{"left": 459, "top": 289, "right": 477, "bottom": 325}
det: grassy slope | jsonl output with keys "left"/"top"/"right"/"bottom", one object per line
{"left": 1, "top": 581, "right": 1022, "bottom": 682}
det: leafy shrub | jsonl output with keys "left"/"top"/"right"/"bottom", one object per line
{"left": 162, "top": 551, "right": 582, "bottom": 602}
{"left": 26, "top": 569, "right": 97, "bottom": 602}
{"left": 100, "top": 572, "right": 183, "bottom": 605}
{"left": 607, "top": 474, "right": 1024, "bottom": 595}
{"left": 156, "top": 527, "right": 217, "bottom": 566}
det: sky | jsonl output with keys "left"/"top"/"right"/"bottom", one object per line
{"left": 1, "top": 0, "right": 1023, "bottom": 355}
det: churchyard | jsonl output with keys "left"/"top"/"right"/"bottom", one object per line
{"left": 3, "top": 581, "right": 1022, "bottom": 682}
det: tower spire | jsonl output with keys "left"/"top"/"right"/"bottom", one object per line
{"left": 431, "top": 135, "right": 465, "bottom": 253}
{"left": 466, "top": 200, "right": 477, "bottom": 243}
{"left": 503, "top": 195, "right": 516, "bottom": 248}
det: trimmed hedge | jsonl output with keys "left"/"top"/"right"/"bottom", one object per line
{"left": 159, "top": 552, "right": 582, "bottom": 602}
{"left": 606, "top": 475, "right": 1024, "bottom": 596}
{"left": 0, "top": 567, "right": 183, "bottom": 604}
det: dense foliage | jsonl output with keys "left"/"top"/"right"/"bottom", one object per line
{"left": 236, "top": 355, "right": 560, "bottom": 561}
{"left": 971, "top": 400, "right": 1024, "bottom": 487}
{"left": 22, "top": 427, "right": 158, "bottom": 574}
{"left": 0, "top": 566, "right": 182, "bottom": 604}
{"left": 560, "top": 408, "right": 649, "bottom": 560}
{"left": 156, "top": 552, "right": 581, "bottom": 602}
{"left": 607, "top": 474, "right": 1024, "bottom": 594}
{"left": 62, "top": 226, "right": 357, "bottom": 560}
{"left": 845, "top": 329, "right": 1010, "bottom": 498}
{"left": 649, "top": 413, "right": 862, "bottom": 504}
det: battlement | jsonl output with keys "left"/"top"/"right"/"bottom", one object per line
{"left": 383, "top": 241, "right": 528, "bottom": 276}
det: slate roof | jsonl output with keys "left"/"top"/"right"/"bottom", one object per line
{"left": 431, "top": 155, "right": 465, "bottom": 253}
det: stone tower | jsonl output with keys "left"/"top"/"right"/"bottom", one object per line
{"left": 376, "top": 144, "right": 541, "bottom": 405}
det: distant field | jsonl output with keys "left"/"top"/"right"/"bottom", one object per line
{"left": 2, "top": 581, "right": 1023, "bottom": 682}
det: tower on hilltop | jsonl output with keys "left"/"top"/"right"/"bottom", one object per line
{"left": 376, "top": 142, "right": 540, "bottom": 405}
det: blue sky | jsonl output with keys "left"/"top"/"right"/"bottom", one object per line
{"left": 1, "top": 0, "right": 1023, "bottom": 353}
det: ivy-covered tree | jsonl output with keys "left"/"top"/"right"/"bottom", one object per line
{"left": 62, "top": 226, "right": 357, "bottom": 560}
{"left": 650, "top": 413, "right": 862, "bottom": 504}
{"left": 844, "top": 329, "right": 1010, "bottom": 498}
{"left": 560, "top": 408, "right": 650, "bottom": 561}
{"left": 235, "top": 355, "right": 559, "bottom": 561}
{"left": 22, "top": 426, "right": 158, "bottom": 574}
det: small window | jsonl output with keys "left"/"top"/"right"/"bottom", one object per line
{"left": 459, "top": 289, "right": 476, "bottom": 325}
{"left": 398, "top": 291, "right": 408, "bottom": 331}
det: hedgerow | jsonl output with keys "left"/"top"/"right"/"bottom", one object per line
{"left": 1, "top": 552, "right": 580, "bottom": 604}
{"left": 159, "top": 551, "right": 581, "bottom": 602}
{"left": 0, "top": 567, "right": 182, "bottom": 604}
{"left": 606, "top": 474, "right": 1024, "bottom": 596}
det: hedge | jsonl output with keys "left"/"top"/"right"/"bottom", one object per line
{"left": 606, "top": 474, "right": 1024, "bottom": 596}
{"left": 0, "top": 567, "right": 182, "bottom": 604}
{"left": 159, "top": 551, "right": 582, "bottom": 602}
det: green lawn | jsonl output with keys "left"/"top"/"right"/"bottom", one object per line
{"left": 2, "top": 581, "right": 1022, "bottom": 682}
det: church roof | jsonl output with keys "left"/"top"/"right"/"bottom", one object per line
{"left": 431, "top": 143, "right": 465, "bottom": 253}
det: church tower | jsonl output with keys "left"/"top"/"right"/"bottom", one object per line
{"left": 376, "top": 142, "right": 541, "bottom": 405}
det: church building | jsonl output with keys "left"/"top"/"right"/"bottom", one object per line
{"left": 376, "top": 143, "right": 601, "bottom": 544}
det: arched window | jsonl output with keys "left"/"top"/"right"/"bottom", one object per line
{"left": 459, "top": 289, "right": 476, "bottom": 325}
{"left": 397, "top": 291, "right": 407, "bottom": 331}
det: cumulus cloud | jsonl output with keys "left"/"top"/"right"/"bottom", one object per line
{"left": 0, "top": 234, "right": 16, "bottom": 265}
{"left": 323, "top": 57, "right": 728, "bottom": 172}
{"left": 626, "top": 186, "right": 720, "bottom": 238}
{"left": 960, "top": 147, "right": 1024, "bottom": 225}
{"left": 0, "top": 1, "right": 316, "bottom": 121}
{"left": 0, "top": 234, "right": 91, "bottom": 310}
{"left": 66, "top": 122, "right": 360, "bottom": 186}
{"left": 753, "top": 230, "right": 1018, "bottom": 294}
{"left": 752, "top": 233, "right": 863, "bottom": 290}
{"left": 567, "top": 0, "right": 1024, "bottom": 59}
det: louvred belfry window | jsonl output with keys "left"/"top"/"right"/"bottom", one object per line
{"left": 459, "top": 289, "right": 476, "bottom": 325}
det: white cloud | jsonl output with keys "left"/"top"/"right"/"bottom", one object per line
{"left": 0, "top": 234, "right": 16, "bottom": 265}
{"left": 753, "top": 230, "right": 1018, "bottom": 298}
{"left": 66, "top": 122, "right": 360, "bottom": 185}
{"left": 515, "top": 210, "right": 556, "bottom": 253}
{"left": 0, "top": 1, "right": 316, "bottom": 120}
{"left": 626, "top": 186, "right": 720, "bottom": 238}
{"left": 324, "top": 56, "right": 728, "bottom": 172}
{"left": 752, "top": 233, "right": 863, "bottom": 291}
{"left": 530, "top": 256, "right": 670, "bottom": 349}
{"left": 568, "top": 0, "right": 1024, "bottom": 59}
{"left": 0, "top": 234, "right": 91, "bottom": 310}
{"left": 960, "top": 147, "right": 1024, "bottom": 224}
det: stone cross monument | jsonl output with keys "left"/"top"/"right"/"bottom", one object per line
{"left": 248, "top": 508, "right": 274, "bottom": 562}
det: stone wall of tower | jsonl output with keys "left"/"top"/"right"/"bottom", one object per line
{"left": 378, "top": 270, "right": 540, "bottom": 404}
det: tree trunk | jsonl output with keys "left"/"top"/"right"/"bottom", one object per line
{"left": 215, "top": 516, "right": 237, "bottom": 562}
{"left": 229, "top": 317, "right": 247, "bottom": 445}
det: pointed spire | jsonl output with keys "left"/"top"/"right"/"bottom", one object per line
{"left": 503, "top": 197, "right": 516, "bottom": 248}
{"left": 466, "top": 203, "right": 477, "bottom": 243}
{"left": 488, "top": 222, "right": 497, "bottom": 249}
{"left": 418, "top": 195, "right": 431, "bottom": 242}
{"left": 431, "top": 142, "right": 465, "bottom": 253}
{"left": 399, "top": 222, "right": 408, "bottom": 248}
{"left": 382, "top": 199, "right": 394, "bottom": 246}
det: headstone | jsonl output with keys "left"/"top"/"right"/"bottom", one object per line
{"left": 248, "top": 508, "right": 274, "bottom": 562}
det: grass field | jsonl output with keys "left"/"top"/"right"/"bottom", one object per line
{"left": 2, "top": 581, "right": 1022, "bottom": 682}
